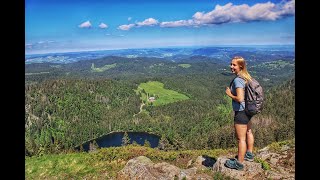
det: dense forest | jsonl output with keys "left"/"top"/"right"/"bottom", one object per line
{"left": 25, "top": 56, "right": 295, "bottom": 156}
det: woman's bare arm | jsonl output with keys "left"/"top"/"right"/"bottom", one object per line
{"left": 225, "top": 87, "right": 244, "bottom": 103}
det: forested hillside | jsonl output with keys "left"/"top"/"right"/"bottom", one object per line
{"left": 25, "top": 56, "right": 295, "bottom": 156}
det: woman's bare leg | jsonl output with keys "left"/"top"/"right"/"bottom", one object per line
{"left": 235, "top": 124, "right": 248, "bottom": 163}
{"left": 246, "top": 121, "right": 254, "bottom": 153}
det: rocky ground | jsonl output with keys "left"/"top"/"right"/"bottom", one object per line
{"left": 116, "top": 143, "right": 295, "bottom": 180}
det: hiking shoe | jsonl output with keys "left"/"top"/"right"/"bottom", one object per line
{"left": 235, "top": 151, "right": 254, "bottom": 162}
{"left": 224, "top": 158, "right": 244, "bottom": 171}
{"left": 244, "top": 151, "right": 254, "bottom": 162}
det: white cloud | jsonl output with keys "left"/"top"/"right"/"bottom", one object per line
{"left": 118, "top": 18, "right": 158, "bottom": 31}
{"left": 99, "top": 23, "right": 108, "bottom": 29}
{"left": 192, "top": 0, "right": 295, "bottom": 25}
{"left": 118, "top": 24, "right": 136, "bottom": 30}
{"left": 136, "top": 18, "right": 159, "bottom": 26}
{"left": 278, "top": 0, "right": 295, "bottom": 16}
{"left": 78, "top": 21, "right": 92, "bottom": 28}
{"left": 117, "top": 1, "right": 295, "bottom": 30}
{"left": 160, "top": 20, "right": 194, "bottom": 28}
{"left": 160, "top": 0, "right": 295, "bottom": 28}
{"left": 128, "top": 17, "right": 132, "bottom": 21}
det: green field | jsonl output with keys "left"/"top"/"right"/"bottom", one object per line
{"left": 91, "top": 63, "right": 117, "bottom": 72}
{"left": 135, "top": 81, "right": 190, "bottom": 106}
{"left": 178, "top": 64, "right": 191, "bottom": 68}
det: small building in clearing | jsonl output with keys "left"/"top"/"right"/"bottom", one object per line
{"left": 148, "top": 97, "right": 156, "bottom": 102}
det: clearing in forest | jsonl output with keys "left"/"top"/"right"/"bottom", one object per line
{"left": 91, "top": 63, "right": 117, "bottom": 72}
{"left": 178, "top": 64, "right": 191, "bottom": 68}
{"left": 135, "top": 81, "right": 189, "bottom": 106}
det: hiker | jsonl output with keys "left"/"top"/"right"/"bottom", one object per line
{"left": 224, "top": 56, "right": 255, "bottom": 170}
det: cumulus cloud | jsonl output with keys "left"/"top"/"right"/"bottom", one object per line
{"left": 118, "top": 18, "right": 158, "bottom": 30}
{"left": 277, "top": 0, "right": 295, "bottom": 16}
{"left": 99, "top": 23, "right": 108, "bottom": 29}
{"left": 117, "top": 1, "right": 294, "bottom": 30}
{"left": 136, "top": 18, "right": 159, "bottom": 26}
{"left": 78, "top": 21, "right": 92, "bottom": 28}
{"left": 160, "top": 20, "right": 195, "bottom": 28}
{"left": 162, "top": 0, "right": 295, "bottom": 28}
{"left": 118, "top": 24, "right": 136, "bottom": 30}
{"left": 192, "top": 0, "right": 295, "bottom": 25}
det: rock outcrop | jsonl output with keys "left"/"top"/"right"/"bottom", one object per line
{"left": 257, "top": 145, "right": 295, "bottom": 180}
{"left": 212, "top": 157, "right": 265, "bottom": 179}
{"left": 117, "top": 143, "right": 295, "bottom": 180}
{"left": 117, "top": 156, "right": 212, "bottom": 180}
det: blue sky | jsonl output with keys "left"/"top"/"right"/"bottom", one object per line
{"left": 25, "top": 0, "right": 295, "bottom": 54}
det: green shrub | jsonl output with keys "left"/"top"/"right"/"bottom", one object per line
{"left": 255, "top": 157, "right": 271, "bottom": 170}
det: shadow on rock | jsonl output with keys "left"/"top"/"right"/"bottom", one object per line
{"left": 201, "top": 155, "right": 216, "bottom": 167}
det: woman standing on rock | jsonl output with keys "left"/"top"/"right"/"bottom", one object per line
{"left": 224, "top": 56, "right": 255, "bottom": 170}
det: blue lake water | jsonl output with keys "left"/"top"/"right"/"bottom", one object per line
{"left": 76, "top": 132, "right": 160, "bottom": 152}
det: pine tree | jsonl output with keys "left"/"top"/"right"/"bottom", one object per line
{"left": 93, "top": 140, "right": 99, "bottom": 149}
{"left": 89, "top": 140, "right": 99, "bottom": 152}
{"left": 122, "top": 132, "right": 130, "bottom": 146}
{"left": 158, "top": 134, "right": 171, "bottom": 151}
{"left": 79, "top": 144, "right": 84, "bottom": 152}
{"left": 172, "top": 134, "right": 186, "bottom": 150}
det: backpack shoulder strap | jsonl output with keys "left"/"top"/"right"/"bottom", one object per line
{"left": 230, "top": 76, "right": 245, "bottom": 88}
{"left": 229, "top": 76, "right": 238, "bottom": 88}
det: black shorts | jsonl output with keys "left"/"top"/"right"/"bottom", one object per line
{"left": 234, "top": 111, "right": 252, "bottom": 124}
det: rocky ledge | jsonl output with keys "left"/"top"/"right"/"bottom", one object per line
{"left": 117, "top": 144, "right": 295, "bottom": 180}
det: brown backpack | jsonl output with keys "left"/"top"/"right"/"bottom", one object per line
{"left": 231, "top": 76, "right": 264, "bottom": 116}
{"left": 244, "top": 77, "right": 264, "bottom": 116}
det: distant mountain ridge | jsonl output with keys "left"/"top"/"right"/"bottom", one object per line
{"left": 25, "top": 45, "right": 295, "bottom": 64}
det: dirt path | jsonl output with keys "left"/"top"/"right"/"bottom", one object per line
{"left": 133, "top": 102, "right": 145, "bottom": 117}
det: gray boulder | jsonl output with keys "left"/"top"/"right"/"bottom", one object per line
{"left": 117, "top": 156, "right": 212, "bottom": 180}
{"left": 212, "top": 156, "right": 265, "bottom": 180}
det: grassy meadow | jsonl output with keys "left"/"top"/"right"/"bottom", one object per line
{"left": 178, "top": 64, "right": 191, "bottom": 68}
{"left": 135, "top": 81, "right": 190, "bottom": 106}
{"left": 91, "top": 63, "right": 117, "bottom": 72}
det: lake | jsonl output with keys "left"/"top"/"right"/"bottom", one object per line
{"left": 75, "top": 132, "right": 160, "bottom": 152}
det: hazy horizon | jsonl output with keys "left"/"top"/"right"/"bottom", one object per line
{"left": 25, "top": 44, "right": 295, "bottom": 57}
